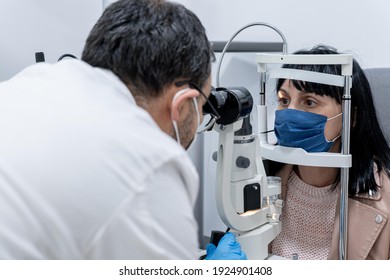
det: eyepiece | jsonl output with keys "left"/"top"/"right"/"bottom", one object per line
{"left": 203, "top": 87, "right": 253, "bottom": 125}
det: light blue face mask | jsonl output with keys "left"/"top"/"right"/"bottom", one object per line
{"left": 274, "top": 109, "right": 342, "bottom": 152}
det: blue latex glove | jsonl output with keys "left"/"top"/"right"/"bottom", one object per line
{"left": 205, "top": 232, "right": 248, "bottom": 260}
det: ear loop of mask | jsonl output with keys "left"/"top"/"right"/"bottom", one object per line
{"left": 172, "top": 120, "right": 181, "bottom": 145}
{"left": 191, "top": 97, "right": 200, "bottom": 144}
{"left": 325, "top": 112, "right": 342, "bottom": 142}
{"left": 171, "top": 88, "right": 200, "bottom": 146}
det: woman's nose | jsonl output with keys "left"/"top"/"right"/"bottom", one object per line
{"left": 287, "top": 101, "right": 298, "bottom": 110}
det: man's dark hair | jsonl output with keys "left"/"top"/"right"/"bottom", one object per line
{"left": 82, "top": 0, "right": 213, "bottom": 97}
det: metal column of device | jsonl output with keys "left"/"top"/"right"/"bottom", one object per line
{"left": 256, "top": 53, "right": 353, "bottom": 260}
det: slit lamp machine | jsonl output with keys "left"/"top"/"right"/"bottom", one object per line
{"left": 205, "top": 23, "right": 353, "bottom": 260}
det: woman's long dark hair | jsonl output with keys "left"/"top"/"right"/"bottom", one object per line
{"left": 272, "top": 45, "right": 390, "bottom": 195}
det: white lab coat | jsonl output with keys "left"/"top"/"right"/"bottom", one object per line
{"left": 0, "top": 59, "right": 200, "bottom": 259}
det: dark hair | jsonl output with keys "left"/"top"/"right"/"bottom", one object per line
{"left": 275, "top": 45, "right": 390, "bottom": 195}
{"left": 81, "top": 0, "right": 213, "bottom": 97}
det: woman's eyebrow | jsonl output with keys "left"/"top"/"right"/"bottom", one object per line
{"left": 299, "top": 91, "right": 318, "bottom": 97}
{"left": 278, "top": 88, "right": 289, "bottom": 95}
{"left": 279, "top": 87, "right": 318, "bottom": 98}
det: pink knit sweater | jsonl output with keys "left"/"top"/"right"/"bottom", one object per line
{"left": 271, "top": 171, "right": 339, "bottom": 259}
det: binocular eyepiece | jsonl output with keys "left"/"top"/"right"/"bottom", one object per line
{"left": 203, "top": 87, "right": 253, "bottom": 125}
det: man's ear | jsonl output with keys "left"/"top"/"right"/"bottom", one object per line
{"left": 171, "top": 88, "right": 199, "bottom": 121}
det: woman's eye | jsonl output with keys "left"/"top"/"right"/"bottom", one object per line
{"left": 305, "top": 99, "right": 316, "bottom": 107}
{"left": 278, "top": 97, "right": 289, "bottom": 106}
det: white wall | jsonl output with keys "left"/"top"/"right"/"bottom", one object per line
{"left": 173, "top": 0, "right": 390, "bottom": 240}
{"left": 0, "top": 0, "right": 103, "bottom": 81}
{"left": 175, "top": 0, "right": 390, "bottom": 69}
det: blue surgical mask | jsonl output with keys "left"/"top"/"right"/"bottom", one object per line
{"left": 274, "top": 109, "right": 342, "bottom": 152}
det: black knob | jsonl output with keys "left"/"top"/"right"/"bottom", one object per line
{"left": 212, "top": 151, "right": 218, "bottom": 162}
{"left": 236, "top": 156, "right": 250, "bottom": 168}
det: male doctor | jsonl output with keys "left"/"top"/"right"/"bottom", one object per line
{"left": 0, "top": 0, "right": 246, "bottom": 259}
